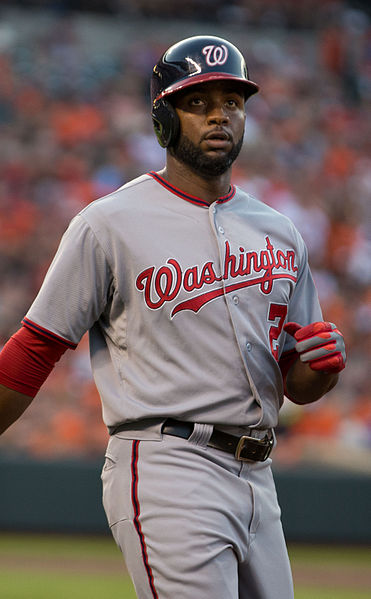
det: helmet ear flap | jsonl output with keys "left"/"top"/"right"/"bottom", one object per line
{"left": 151, "top": 99, "right": 180, "bottom": 148}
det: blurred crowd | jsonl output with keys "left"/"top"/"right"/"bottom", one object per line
{"left": 10, "top": 0, "right": 371, "bottom": 29}
{"left": 0, "top": 3, "right": 370, "bottom": 470}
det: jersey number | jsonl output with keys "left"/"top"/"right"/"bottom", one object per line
{"left": 268, "top": 303, "right": 288, "bottom": 361}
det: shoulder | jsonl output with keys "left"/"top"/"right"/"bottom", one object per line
{"left": 79, "top": 173, "right": 155, "bottom": 220}
{"left": 235, "top": 186, "right": 300, "bottom": 229}
{"left": 233, "top": 186, "right": 308, "bottom": 259}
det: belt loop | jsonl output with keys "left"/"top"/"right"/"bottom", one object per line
{"left": 188, "top": 423, "right": 213, "bottom": 447}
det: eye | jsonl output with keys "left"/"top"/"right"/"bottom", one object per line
{"left": 226, "top": 96, "right": 243, "bottom": 108}
{"left": 189, "top": 97, "right": 205, "bottom": 106}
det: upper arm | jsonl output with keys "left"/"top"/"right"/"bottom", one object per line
{"left": 25, "top": 215, "right": 113, "bottom": 345}
{"left": 282, "top": 233, "right": 323, "bottom": 356}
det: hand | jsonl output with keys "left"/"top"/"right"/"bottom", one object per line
{"left": 283, "top": 321, "right": 346, "bottom": 374}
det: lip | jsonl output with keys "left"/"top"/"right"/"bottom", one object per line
{"left": 204, "top": 129, "right": 231, "bottom": 141}
{"left": 204, "top": 139, "right": 231, "bottom": 150}
{"left": 203, "top": 129, "right": 232, "bottom": 150}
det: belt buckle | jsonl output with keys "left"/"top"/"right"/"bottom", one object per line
{"left": 235, "top": 433, "right": 274, "bottom": 462}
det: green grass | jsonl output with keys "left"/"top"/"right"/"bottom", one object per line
{"left": 0, "top": 532, "right": 122, "bottom": 559}
{"left": 289, "top": 544, "right": 371, "bottom": 599}
{"left": 0, "top": 534, "right": 369, "bottom": 598}
{"left": 0, "top": 571, "right": 137, "bottom": 599}
{"left": 289, "top": 543, "right": 371, "bottom": 566}
{"left": 0, "top": 533, "right": 136, "bottom": 599}
{"left": 295, "top": 591, "right": 370, "bottom": 599}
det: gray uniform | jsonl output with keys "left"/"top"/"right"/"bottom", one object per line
{"left": 25, "top": 172, "right": 322, "bottom": 598}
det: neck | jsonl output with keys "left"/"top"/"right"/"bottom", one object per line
{"left": 160, "top": 155, "right": 232, "bottom": 205}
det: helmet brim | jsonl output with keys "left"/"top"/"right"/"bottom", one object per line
{"left": 154, "top": 72, "right": 259, "bottom": 104}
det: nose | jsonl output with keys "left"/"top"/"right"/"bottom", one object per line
{"left": 206, "top": 101, "right": 229, "bottom": 125}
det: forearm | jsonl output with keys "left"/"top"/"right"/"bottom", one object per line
{"left": 285, "top": 357, "right": 339, "bottom": 405}
{"left": 0, "top": 384, "right": 34, "bottom": 435}
{"left": 0, "top": 325, "right": 69, "bottom": 436}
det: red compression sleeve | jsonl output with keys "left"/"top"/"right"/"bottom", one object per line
{"left": 0, "top": 325, "right": 74, "bottom": 397}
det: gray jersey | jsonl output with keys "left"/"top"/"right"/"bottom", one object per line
{"left": 25, "top": 172, "right": 322, "bottom": 431}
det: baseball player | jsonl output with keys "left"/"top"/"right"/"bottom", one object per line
{"left": 0, "top": 36, "right": 346, "bottom": 598}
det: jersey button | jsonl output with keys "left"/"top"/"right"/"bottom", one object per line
{"left": 232, "top": 295, "right": 239, "bottom": 305}
{"left": 246, "top": 342, "right": 252, "bottom": 352}
{"left": 218, "top": 226, "right": 225, "bottom": 234}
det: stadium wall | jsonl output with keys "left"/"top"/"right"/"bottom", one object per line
{"left": 0, "top": 457, "right": 370, "bottom": 543}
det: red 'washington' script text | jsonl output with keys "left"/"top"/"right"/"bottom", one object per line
{"left": 136, "top": 236, "right": 298, "bottom": 317}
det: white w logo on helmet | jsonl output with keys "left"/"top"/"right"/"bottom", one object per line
{"left": 202, "top": 44, "right": 228, "bottom": 66}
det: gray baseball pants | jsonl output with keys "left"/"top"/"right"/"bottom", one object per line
{"left": 101, "top": 426, "right": 294, "bottom": 599}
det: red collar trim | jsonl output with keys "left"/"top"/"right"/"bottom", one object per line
{"left": 148, "top": 171, "right": 236, "bottom": 208}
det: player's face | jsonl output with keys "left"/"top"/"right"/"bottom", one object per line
{"left": 171, "top": 81, "right": 246, "bottom": 178}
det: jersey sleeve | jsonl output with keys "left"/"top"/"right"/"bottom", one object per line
{"left": 281, "top": 229, "right": 323, "bottom": 356}
{"left": 25, "top": 214, "right": 113, "bottom": 345}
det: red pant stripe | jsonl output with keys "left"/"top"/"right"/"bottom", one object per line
{"left": 131, "top": 440, "right": 159, "bottom": 599}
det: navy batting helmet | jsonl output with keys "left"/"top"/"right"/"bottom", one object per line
{"left": 151, "top": 35, "right": 259, "bottom": 148}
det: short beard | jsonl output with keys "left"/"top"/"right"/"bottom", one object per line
{"left": 171, "top": 133, "right": 244, "bottom": 178}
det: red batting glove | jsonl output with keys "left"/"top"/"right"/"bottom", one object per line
{"left": 283, "top": 321, "right": 346, "bottom": 373}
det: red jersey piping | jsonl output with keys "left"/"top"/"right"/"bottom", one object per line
{"left": 148, "top": 171, "right": 236, "bottom": 208}
{"left": 22, "top": 318, "right": 77, "bottom": 349}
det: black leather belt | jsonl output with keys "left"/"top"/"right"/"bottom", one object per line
{"left": 162, "top": 419, "right": 274, "bottom": 462}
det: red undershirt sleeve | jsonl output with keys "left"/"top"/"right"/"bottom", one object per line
{"left": 0, "top": 324, "right": 76, "bottom": 398}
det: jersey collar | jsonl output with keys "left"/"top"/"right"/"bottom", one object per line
{"left": 148, "top": 171, "right": 236, "bottom": 208}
